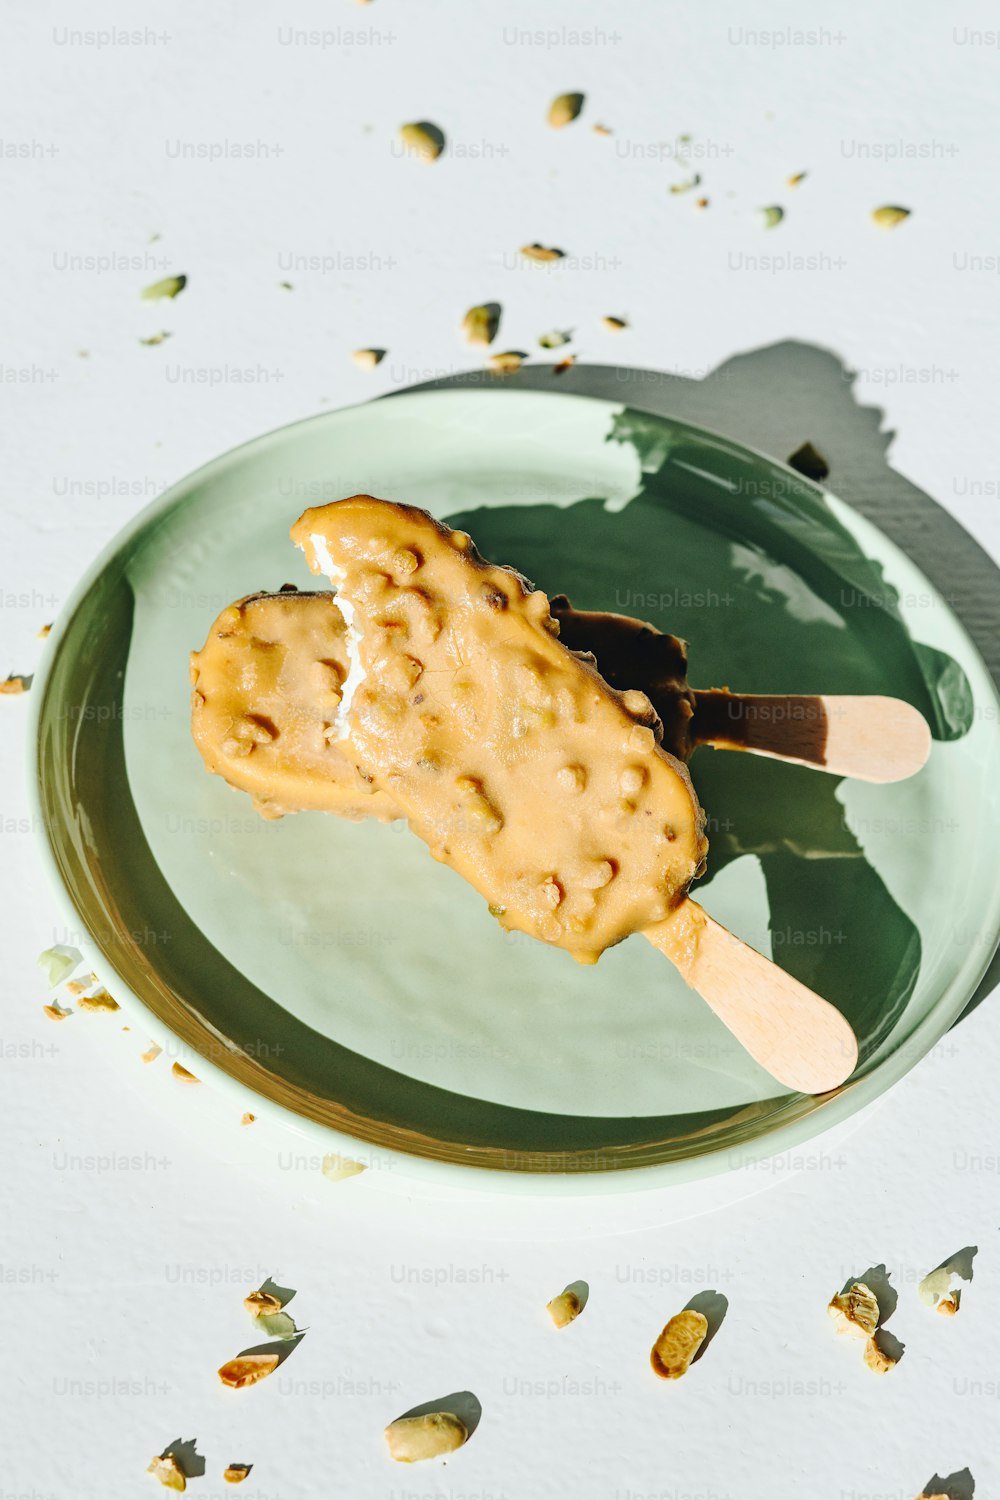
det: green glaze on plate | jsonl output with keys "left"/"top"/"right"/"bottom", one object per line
{"left": 30, "top": 390, "right": 1000, "bottom": 1190}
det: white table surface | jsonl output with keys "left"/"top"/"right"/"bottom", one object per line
{"left": 3, "top": 2, "right": 1000, "bottom": 1496}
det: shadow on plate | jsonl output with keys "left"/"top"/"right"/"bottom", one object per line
{"left": 400, "top": 342, "right": 1000, "bottom": 1029}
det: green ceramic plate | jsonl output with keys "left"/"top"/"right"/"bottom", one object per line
{"left": 30, "top": 389, "right": 1000, "bottom": 1191}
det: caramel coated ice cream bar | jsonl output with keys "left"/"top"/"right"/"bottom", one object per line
{"left": 289, "top": 497, "right": 708, "bottom": 964}
{"left": 190, "top": 591, "right": 695, "bottom": 820}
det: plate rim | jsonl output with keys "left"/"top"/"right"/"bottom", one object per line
{"left": 27, "top": 385, "right": 1000, "bottom": 1195}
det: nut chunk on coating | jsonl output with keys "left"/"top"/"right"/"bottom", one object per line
{"left": 291, "top": 496, "right": 708, "bottom": 964}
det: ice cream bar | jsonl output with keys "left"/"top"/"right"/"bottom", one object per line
{"left": 289, "top": 496, "right": 708, "bottom": 964}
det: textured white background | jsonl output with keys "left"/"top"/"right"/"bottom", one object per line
{"left": 3, "top": 2, "right": 1000, "bottom": 1498}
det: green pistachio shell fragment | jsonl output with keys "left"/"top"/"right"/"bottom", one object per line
{"left": 141, "top": 274, "right": 187, "bottom": 301}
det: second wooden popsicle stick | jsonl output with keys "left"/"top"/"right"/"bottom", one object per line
{"left": 691, "top": 691, "right": 931, "bottom": 784}
{"left": 644, "top": 898, "right": 859, "bottom": 1095}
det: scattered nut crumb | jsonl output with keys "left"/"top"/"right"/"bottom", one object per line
{"left": 218, "top": 1353, "right": 280, "bottom": 1388}
{"left": 519, "top": 243, "right": 565, "bottom": 263}
{"left": 487, "top": 350, "right": 524, "bottom": 373}
{"left": 77, "top": 988, "right": 120, "bottom": 1013}
{"left": 863, "top": 1334, "right": 899, "bottom": 1374}
{"left": 937, "top": 1292, "right": 960, "bottom": 1317}
{"left": 384, "top": 1412, "right": 468, "bottom": 1463}
{"left": 546, "top": 1289, "right": 582, "bottom": 1328}
{"left": 787, "top": 171, "right": 807, "bottom": 188}
{"left": 1, "top": 674, "right": 31, "bottom": 695}
{"left": 787, "top": 440, "right": 829, "bottom": 481}
{"left": 37, "top": 623, "right": 51, "bottom": 639}
{"left": 42, "top": 1003, "right": 71, "bottom": 1021}
{"left": 548, "top": 92, "right": 584, "bottom": 128}
{"left": 245, "top": 1290, "right": 283, "bottom": 1317}
{"left": 37, "top": 946, "right": 81, "bottom": 987}
{"left": 759, "top": 205, "right": 784, "bottom": 229}
{"left": 462, "top": 303, "right": 500, "bottom": 346}
{"left": 696, "top": 196, "right": 709, "bottom": 209}
{"left": 872, "top": 205, "right": 910, "bottom": 229}
{"left": 142, "top": 1043, "right": 162, "bottom": 1064}
{"left": 352, "top": 348, "right": 385, "bottom": 369}
{"left": 398, "top": 121, "right": 444, "bottom": 162}
{"left": 651, "top": 1310, "right": 708, "bottom": 1379}
{"left": 592, "top": 123, "right": 612, "bottom": 136}
{"left": 601, "top": 316, "right": 627, "bottom": 332}
{"left": 538, "top": 329, "right": 571, "bottom": 349}
{"left": 171, "top": 1061, "right": 199, "bottom": 1083}
{"left": 552, "top": 355, "right": 575, "bottom": 376}
{"left": 669, "top": 172, "right": 701, "bottom": 195}
{"left": 828, "top": 1282, "right": 880, "bottom": 1340}
{"left": 141, "top": 274, "right": 187, "bottom": 301}
{"left": 240, "top": 1112, "right": 255, "bottom": 1126}
{"left": 321, "top": 1152, "right": 367, "bottom": 1181}
{"left": 147, "top": 1454, "right": 186, "bottom": 1491}
{"left": 223, "top": 1466, "right": 252, "bottom": 1484}
{"left": 140, "top": 332, "right": 172, "bottom": 347}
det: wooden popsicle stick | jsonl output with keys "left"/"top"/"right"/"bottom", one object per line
{"left": 691, "top": 691, "right": 931, "bottom": 784}
{"left": 644, "top": 898, "right": 859, "bottom": 1094}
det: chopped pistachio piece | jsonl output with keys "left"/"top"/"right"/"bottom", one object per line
{"left": 601, "top": 316, "right": 627, "bottom": 332}
{"left": 76, "top": 988, "right": 120, "bottom": 1013}
{"left": 147, "top": 1454, "right": 186, "bottom": 1491}
{"left": 538, "top": 329, "right": 571, "bottom": 349}
{"left": 462, "top": 303, "right": 500, "bottom": 346}
{"left": 321, "top": 1151, "right": 367, "bottom": 1181}
{"left": 863, "top": 1334, "right": 898, "bottom": 1374}
{"left": 872, "top": 205, "right": 910, "bottom": 229}
{"left": 37, "top": 623, "right": 52, "bottom": 639}
{"left": 828, "top": 1282, "right": 879, "bottom": 1339}
{"left": 352, "top": 348, "right": 385, "bottom": 369}
{"left": 141, "top": 274, "right": 187, "bottom": 301}
{"left": 547, "top": 1288, "right": 582, "bottom": 1328}
{"left": 223, "top": 1466, "right": 252, "bottom": 1484}
{"left": 519, "top": 243, "right": 564, "bottom": 263}
{"left": 245, "top": 1290, "right": 283, "bottom": 1317}
{"left": 399, "top": 121, "right": 444, "bottom": 162}
{"left": 669, "top": 172, "right": 701, "bottom": 195}
{"left": 552, "top": 354, "right": 575, "bottom": 375}
{"left": 1, "top": 674, "right": 31, "bottom": 695}
{"left": 548, "top": 92, "right": 584, "bottom": 128}
{"left": 254, "top": 1310, "right": 297, "bottom": 1339}
{"left": 37, "top": 945, "right": 82, "bottom": 988}
{"left": 488, "top": 350, "right": 524, "bottom": 373}
{"left": 759, "top": 205, "right": 784, "bottom": 229}
{"left": 651, "top": 1309, "right": 708, "bottom": 1378}
{"left": 218, "top": 1353, "right": 280, "bottom": 1388}
{"left": 139, "top": 331, "right": 172, "bottom": 346}
{"left": 385, "top": 1412, "right": 468, "bottom": 1463}
{"left": 787, "top": 171, "right": 807, "bottom": 187}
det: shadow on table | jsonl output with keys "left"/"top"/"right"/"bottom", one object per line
{"left": 396, "top": 343, "right": 1000, "bottom": 1030}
